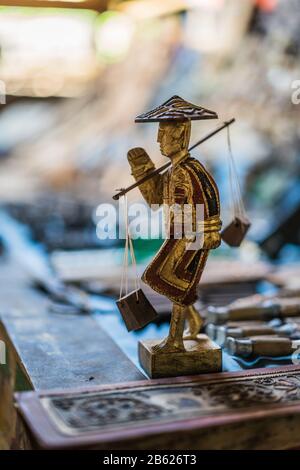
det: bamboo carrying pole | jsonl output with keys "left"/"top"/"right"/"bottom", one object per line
{"left": 113, "top": 118, "right": 235, "bottom": 200}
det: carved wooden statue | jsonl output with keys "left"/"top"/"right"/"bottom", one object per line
{"left": 126, "top": 96, "right": 223, "bottom": 377}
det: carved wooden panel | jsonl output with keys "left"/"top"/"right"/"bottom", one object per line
{"left": 15, "top": 365, "right": 300, "bottom": 449}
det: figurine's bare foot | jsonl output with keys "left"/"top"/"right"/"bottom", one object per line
{"left": 183, "top": 331, "right": 197, "bottom": 341}
{"left": 152, "top": 337, "right": 185, "bottom": 354}
{"left": 183, "top": 325, "right": 200, "bottom": 340}
{"left": 183, "top": 306, "right": 203, "bottom": 340}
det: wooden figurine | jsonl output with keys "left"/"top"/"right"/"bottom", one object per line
{"left": 116, "top": 96, "right": 231, "bottom": 378}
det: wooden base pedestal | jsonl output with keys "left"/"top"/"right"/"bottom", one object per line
{"left": 138, "top": 334, "right": 222, "bottom": 378}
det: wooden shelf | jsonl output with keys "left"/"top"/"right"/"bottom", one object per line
{"left": 0, "top": 0, "right": 108, "bottom": 11}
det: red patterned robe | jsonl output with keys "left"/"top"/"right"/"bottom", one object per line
{"left": 128, "top": 148, "right": 222, "bottom": 306}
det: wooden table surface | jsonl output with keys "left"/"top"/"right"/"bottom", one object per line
{"left": 2, "top": 255, "right": 300, "bottom": 450}
{"left": 0, "top": 256, "right": 144, "bottom": 449}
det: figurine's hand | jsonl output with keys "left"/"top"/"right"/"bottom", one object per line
{"left": 127, "top": 147, "right": 163, "bottom": 205}
{"left": 203, "top": 231, "right": 221, "bottom": 250}
{"left": 127, "top": 147, "right": 150, "bottom": 166}
{"left": 127, "top": 147, "right": 154, "bottom": 179}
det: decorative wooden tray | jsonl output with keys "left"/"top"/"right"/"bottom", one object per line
{"left": 15, "top": 364, "right": 300, "bottom": 449}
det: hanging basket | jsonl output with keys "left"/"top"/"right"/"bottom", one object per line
{"left": 117, "top": 288, "right": 158, "bottom": 332}
{"left": 116, "top": 195, "right": 158, "bottom": 331}
{"left": 221, "top": 216, "right": 251, "bottom": 247}
{"left": 221, "top": 126, "right": 251, "bottom": 247}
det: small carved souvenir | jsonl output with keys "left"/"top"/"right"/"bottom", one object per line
{"left": 125, "top": 97, "right": 221, "bottom": 375}
{"left": 114, "top": 96, "right": 238, "bottom": 378}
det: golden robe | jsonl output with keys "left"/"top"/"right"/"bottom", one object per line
{"left": 128, "top": 148, "right": 221, "bottom": 306}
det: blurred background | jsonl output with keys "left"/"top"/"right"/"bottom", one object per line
{"left": 0, "top": 0, "right": 299, "bottom": 368}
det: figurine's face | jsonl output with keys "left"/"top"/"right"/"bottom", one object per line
{"left": 157, "top": 122, "right": 190, "bottom": 158}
